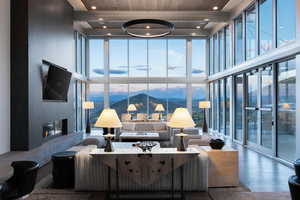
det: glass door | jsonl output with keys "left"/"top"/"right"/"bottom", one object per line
{"left": 245, "top": 67, "right": 274, "bottom": 153}
{"left": 260, "top": 67, "right": 273, "bottom": 150}
{"left": 245, "top": 70, "right": 259, "bottom": 145}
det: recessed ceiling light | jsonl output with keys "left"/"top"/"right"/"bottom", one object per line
{"left": 102, "top": 25, "right": 107, "bottom": 29}
{"left": 98, "top": 18, "right": 104, "bottom": 21}
{"left": 213, "top": 6, "right": 218, "bottom": 10}
{"left": 204, "top": 18, "right": 210, "bottom": 22}
{"left": 196, "top": 26, "right": 201, "bottom": 29}
{"left": 91, "top": 6, "right": 97, "bottom": 10}
{"left": 107, "top": 33, "right": 112, "bottom": 36}
{"left": 191, "top": 32, "right": 196, "bottom": 36}
{"left": 146, "top": 25, "right": 151, "bottom": 29}
{"left": 146, "top": 33, "right": 151, "bottom": 36}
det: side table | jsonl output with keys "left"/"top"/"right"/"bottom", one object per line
{"left": 199, "top": 146, "right": 239, "bottom": 187}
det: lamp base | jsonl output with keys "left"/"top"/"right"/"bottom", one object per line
{"left": 176, "top": 132, "right": 187, "bottom": 152}
{"left": 104, "top": 138, "right": 114, "bottom": 152}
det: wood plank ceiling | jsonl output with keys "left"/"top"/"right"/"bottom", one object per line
{"left": 72, "top": 0, "right": 231, "bottom": 37}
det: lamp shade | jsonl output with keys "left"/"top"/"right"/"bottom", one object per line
{"left": 199, "top": 101, "right": 211, "bottom": 109}
{"left": 167, "top": 108, "right": 195, "bottom": 129}
{"left": 83, "top": 101, "right": 94, "bottom": 109}
{"left": 155, "top": 104, "right": 165, "bottom": 112}
{"left": 95, "top": 109, "right": 122, "bottom": 128}
{"left": 127, "top": 104, "right": 137, "bottom": 112}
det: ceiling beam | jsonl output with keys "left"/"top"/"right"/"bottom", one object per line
{"left": 74, "top": 11, "right": 231, "bottom": 23}
{"left": 85, "top": 28, "right": 209, "bottom": 37}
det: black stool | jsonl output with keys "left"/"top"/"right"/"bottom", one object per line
{"left": 52, "top": 151, "right": 76, "bottom": 189}
{"left": 289, "top": 159, "right": 300, "bottom": 200}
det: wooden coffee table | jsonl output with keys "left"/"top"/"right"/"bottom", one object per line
{"left": 119, "top": 132, "right": 160, "bottom": 142}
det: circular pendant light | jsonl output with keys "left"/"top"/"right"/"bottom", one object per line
{"left": 122, "top": 19, "right": 175, "bottom": 38}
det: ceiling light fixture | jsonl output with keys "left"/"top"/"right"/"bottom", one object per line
{"left": 204, "top": 18, "right": 210, "bottom": 22}
{"left": 191, "top": 33, "right": 196, "bottom": 36}
{"left": 107, "top": 33, "right": 112, "bottom": 36}
{"left": 196, "top": 26, "right": 201, "bottom": 29}
{"left": 103, "top": 25, "right": 107, "bottom": 29}
{"left": 122, "top": 19, "right": 174, "bottom": 38}
{"left": 98, "top": 18, "right": 104, "bottom": 21}
{"left": 213, "top": 6, "right": 218, "bottom": 10}
{"left": 91, "top": 6, "right": 97, "bottom": 10}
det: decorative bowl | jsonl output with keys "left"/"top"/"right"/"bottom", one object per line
{"left": 209, "top": 139, "right": 225, "bottom": 150}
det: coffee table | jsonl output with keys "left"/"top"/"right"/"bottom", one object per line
{"left": 119, "top": 132, "right": 160, "bottom": 142}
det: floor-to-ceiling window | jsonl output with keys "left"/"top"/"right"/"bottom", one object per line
{"left": 277, "top": 59, "right": 296, "bottom": 161}
{"left": 213, "top": 34, "right": 219, "bottom": 73}
{"left": 89, "top": 39, "right": 104, "bottom": 78}
{"left": 246, "top": 4, "right": 257, "bottom": 60}
{"left": 235, "top": 74, "right": 244, "bottom": 141}
{"left": 219, "top": 80, "right": 225, "bottom": 134}
{"left": 259, "top": 0, "right": 273, "bottom": 54}
{"left": 192, "top": 39, "right": 206, "bottom": 76}
{"left": 110, "top": 39, "right": 128, "bottom": 77}
{"left": 246, "top": 70, "right": 259, "bottom": 144}
{"left": 261, "top": 66, "right": 273, "bottom": 149}
{"left": 168, "top": 39, "right": 187, "bottom": 77}
{"left": 225, "top": 26, "right": 232, "bottom": 69}
{"left": 87, "top": 84, "right": 104, "bottom": 126}
{"left": 277, "top": 0, "right": 296, "bottom": 47}
{"left": 219, "top": 30, "right": 225, "bottom": 72}
{"left": 213, "top": 82, "right": 219, "bottom": 130}
{"left": 225, "top": 77, "right": 231, "bottom": 136}
{"left": 192, "top": 84, "right": 206, "bottom": 127}
{"left": 87, "top": 38, "right": 207, "bottom": 126}
{"left": 235, "top": 15, "right": 244, "bottom": 65}
{"left": 149, "top": 40, "right": 167, "bottom": 77}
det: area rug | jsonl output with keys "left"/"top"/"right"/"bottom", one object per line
{"left": 209, "top": 192, "right": 291, "bottom": 200}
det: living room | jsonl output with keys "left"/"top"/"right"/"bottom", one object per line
{"left": 0, "top": 0, "right": 299, "bottom": 199}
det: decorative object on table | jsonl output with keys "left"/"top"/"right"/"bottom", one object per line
{"left": 209, "top": 138, "right": 225, "bottom": 150}
{"left": 199, "top": 101, "right": 211, "bottom": 133}
{"left": 135, "top": 141, "right": 157, "bottom": 152}
{"left": 2, "top": 161, "right": 39, "bottom": 199}
{"left": 127, "top": 104, "right": 137, "bottom": 120}
{"left": 95, "top": 109, "right": 122, "bottom": 152}
{"left": 83, "top": 101, "right": 94, "bottom": 134}
{"left": 122, "top": 19, "right": 175, "bottom": 38}
{"left": 155, "top": 104, "right": 165, "bottom": 120}
{"left": 167, "top": 108, "right": 196, "bottom": 151}
{"left": 52, "top": 151, "right": 76, "bottom": 188}
{"left": 289, "top": 159, "right": 300, "bottom": 200}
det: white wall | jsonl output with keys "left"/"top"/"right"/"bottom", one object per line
{"left": 0, "top": 0, "right": 10, "bottom": 154}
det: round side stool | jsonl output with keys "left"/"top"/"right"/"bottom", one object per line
{"left": 52, "top": 151, "right": 76, "bottom": 189}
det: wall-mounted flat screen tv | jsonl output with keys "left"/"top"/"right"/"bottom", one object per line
{"left": 43, "top": 64, "right": 72, "bottom": 102}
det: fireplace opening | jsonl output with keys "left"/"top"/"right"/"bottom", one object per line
{"left": 43, "top": 119, "right": 68, "bottom": 139}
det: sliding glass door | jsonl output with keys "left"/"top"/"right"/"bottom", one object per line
{"left": 277, "top": 59, "right": 296, "bottom": 162}
{"left": 245, "top": 67, "right": 274, "bottom": 152}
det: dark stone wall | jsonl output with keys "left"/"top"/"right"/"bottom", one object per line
{"left": 11, "top": 0, "right": 76, "bottom": 150}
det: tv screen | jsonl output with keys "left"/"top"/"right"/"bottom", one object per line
{"left": 43, "top": 65, "right": 72, "bottom": 101}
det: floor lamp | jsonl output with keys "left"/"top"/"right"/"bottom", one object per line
{"left": 199, "top": 101, "right": 211, "bottom": 134}
{"left": 83, "top": 101, "right": 94, "bottom": 134}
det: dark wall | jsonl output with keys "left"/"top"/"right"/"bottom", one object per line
{"left": 11, "top": 0, "right": 75, "bottom": 150}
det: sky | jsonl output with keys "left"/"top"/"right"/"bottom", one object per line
{"left": 89, "top": 39, "right": 206, "bottom": 79}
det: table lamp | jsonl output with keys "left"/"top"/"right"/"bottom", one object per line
{"left": 199, "top": 101, "right": 211, "bottom": 133}
{"left": 127, "top": 104, "right": 137, "bottom": 120}
{"left": 155, "top": 104, "right": 165, "bottom": 120}
{"left": 83, "top": 101, "right": 94, "bottom": 134}
{"left": 167, "top": 108, "right": 195, "bottom": 151}
{"left": 95, "top": 109, "right": 122, "bottom": 152}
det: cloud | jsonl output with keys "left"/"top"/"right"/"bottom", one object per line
{"left": 168, "top": 65, "right": 183, "bottom": 70}
{"left": 191, "top": 68, "right": 204, "bottom": 74}
{"left": 93, "top": 69, "right": 127, "bottom": 75}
